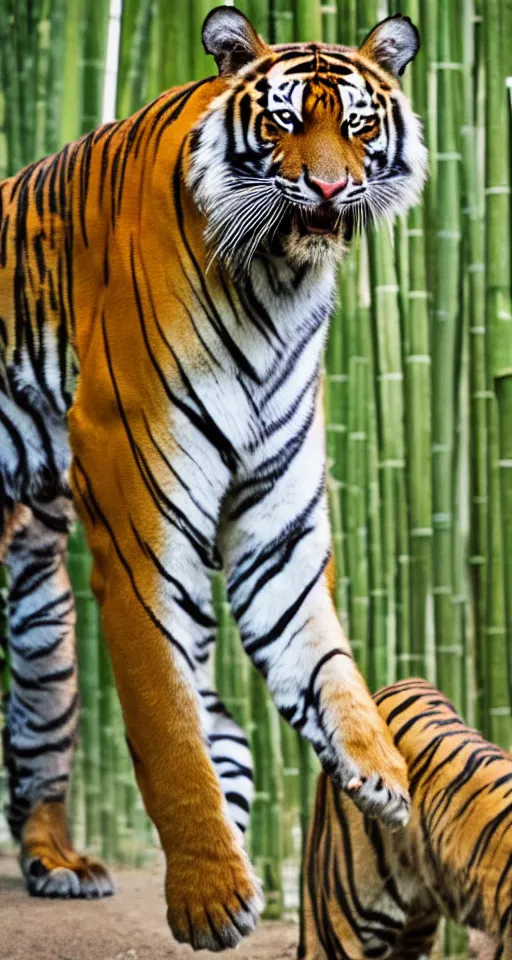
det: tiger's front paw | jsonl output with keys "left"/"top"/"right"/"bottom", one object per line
{"left": 321, "top": 685, "right": 410, "bottom": 829}
{"left": 165, "top": 846, "right": 264, "bottom": 952}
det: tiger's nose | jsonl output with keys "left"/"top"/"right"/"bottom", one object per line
{"left": 310, "top": 176, "right": 348, "bottom": 200}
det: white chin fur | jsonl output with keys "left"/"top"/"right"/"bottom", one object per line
{"left": 279, "top": 230, "right": 348, "bottom": 271}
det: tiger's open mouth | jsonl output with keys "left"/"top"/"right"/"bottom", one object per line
{"left": 277, "top": 204, "right": 354, "bottom": 242}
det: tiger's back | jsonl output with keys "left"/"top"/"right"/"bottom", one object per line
{"left": 301, "top": 678, "right": 512, "bottom": 960}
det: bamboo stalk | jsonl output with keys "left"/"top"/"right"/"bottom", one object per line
{"left": 59, "top": 0, "right": 85, "bottom": 145}
{"left": 34, "top": 0, "right": 52, "bottom": 158}
{"left": 458, "top": 0, "right": 488, "bottom": 730}
{"left": 80, "top": 0, "right": 110, "bottom": 134}
{"left": 484, "top": 0, "right": 512, "bottom": 747}
{"left": 45, "top": 0, "right": 67, "bottom": 154}
{"left": 68, "top": 524, "right": 102, "bottom": 853}
{"left": 431, "top": 0, "right": 463, "bottom": 711}
{"left": 400, "top": 0, "right": 434, "bottom": 683}
{"left": 294, "top": 0, "right": 322, "bottom": 42}
{"left": 116, "top": 0, "right": 153, "bottom": 117}
{"left": 270, "top": 0, "right": 294, "bottom": 44}
{"left": 191, "top": 0, "right": 220, "bottom": 78}
{"left": 346, "top": 243, "right": 370, "bottom": 676}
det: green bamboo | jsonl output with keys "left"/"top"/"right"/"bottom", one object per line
{"left": 45, "top": 0, "right": 67, "bottom": 154}
{"left": 294, "top": 0, "right": 322, "bottom": 42}
{"left": 279, "top": 717, "right": 301, "bottom": 877}
{"left": 368, "top": 225, "right": 406, "bottom": 685}
{"left": 458, "top": 0, "right": 488, "bottom": 730}
{"left": 419, "top": 0, "right": 438, "bottom": 298}
{"left": 68, "top": 524, "right": 102, "bottom": 853}
{"left": 116, "top": 0, "right": 154, "bottom": 116}
{"left": 13, "top": 0, "right": 36, "bottom": 163}
{"left": 270, "top": 0, "right": 294, "bottom": 44}
{"left": 34, "top": 0, "right": 52, "bottom": 158}
{"left": 364, "top": 241, "right": 388, "bottom": 691}
{"left": 99, "top": 636, "right": 117, "bottom": 864}
{"left": 80, "top": 1, "right": 110, "bottom": 134}
{"left": 191, "top": 0, "right": 220, "bottom": 78}
{"left": 249, "top": 667, "right": 283, "bottom": 917}
{"left": 400, "top": 0, "right": 434, "bottom": 682}
{"left": 337, "top": 0, "right": 357, "bottom": 46}
{"left": 430, "top": 0, "right": 463, "bottom": 711}
{"left": 325, "top": 265, "right": 352, "bottom": 632}
{"left": 0, "top": 3, "right": 23, "bottom": 174}
{"left": 484, "top": 0, "right": 512, "bottom": 747}
{"left": 0, "top": 568, "right": 9, "bottom": 851}
{"left": 346, "top": 240, "right": 370, "bottom": 675}
{"left": 0, "top": 39, "right": 7, "bottom": 182}
{"left": 58, "top": 0, "right": 85, "bottom": 144}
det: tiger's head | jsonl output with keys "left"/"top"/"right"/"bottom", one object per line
{"left": 187, "top": 7, "right": 427, "bottom": 275}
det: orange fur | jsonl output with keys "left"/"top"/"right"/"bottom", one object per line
{"left": 302, "top": 680, "right": 512, "bottom": 960}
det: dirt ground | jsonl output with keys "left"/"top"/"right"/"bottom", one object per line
{"left": 0, "top": 854, "right": 298, "bottom": 960}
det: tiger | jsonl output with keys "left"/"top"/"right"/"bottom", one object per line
{"left": 0, "top": 6, "right": 426, "bottom": 951}
{"left": 300, "top": 678, "right": 512, "bottom": 960}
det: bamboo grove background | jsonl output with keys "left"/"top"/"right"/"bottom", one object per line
{"left": 0, "top": 0, "right": 511, "bottom": 938}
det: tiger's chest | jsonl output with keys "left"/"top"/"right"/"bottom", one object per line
{"left": 169, "top": 258, "right": 334, "bottom": 466}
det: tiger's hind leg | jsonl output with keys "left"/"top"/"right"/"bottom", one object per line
{"left": 5, "top": 493, "right": 113, "bottom": 898}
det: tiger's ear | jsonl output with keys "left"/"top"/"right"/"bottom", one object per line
{"left": 202, "top": 6, "right": 268, "bottom": 77}
{"left": 359, "top": 14, "right": 420, "bottom": 77}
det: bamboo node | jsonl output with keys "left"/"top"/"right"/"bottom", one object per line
{"left": 406, "top": 354, "right": 430, "bottom": 363}
{"left": 436, "top": 230, "right": 461, "bottom": 239}
{"left": 375, "top": 284, "right": 399, "bottom": 294}
{"left": 498, "top": 459, "right": 512, "bottom": 468}
{"left": 484, "top": 186, "right": 510, "bottom": 195}
{"left": 326, "top": 423, "right": 347, "bottom": 433}
{"left": 411, "top": 527, "right": 433, "bottom": 538}
{"left": 348, "top": 431, "right": 366, "bottom": 441}
{"left": 472, "top": 390, "right": 493, "bottom": 399}
{"left": 435, "top": 154, "right": 462, "bottom": 163}
{"left": 497, "top": 310, "right": 512, "bottom": 321}
{"left": 378, "top": 372, "right": 403, "bottom": 381}
{"left": 469, "top": 326, "right": 485, "bottom": 334}
{"left": 432, "top": 444, "right": 451, "bottom": 453}
{"left": 432, "top": 512, "right": 452, "bottom": 525}
{"left": 406, "top": 229, "right": 423, "bottom": 237}
{"left": 432, "top": 587, "right": 452, "bottom": 596}
{"left": 436, "top": 645, "right": 464, "bottom": 653}
{"left": 433, "top": 61, "right": 463, "bottom": 70}
{"left": 378, "top": 459, "right": 405, "bottom": 469}
{"left": 489, "top": 707, "right": 511, "bottom": 716}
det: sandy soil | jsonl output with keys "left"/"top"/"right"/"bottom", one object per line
{"left": 0, "top": 854, "right": 298, "bottom": 960}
